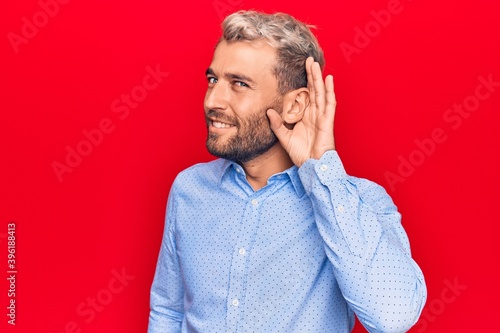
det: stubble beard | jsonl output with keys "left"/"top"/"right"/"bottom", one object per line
{"left": 205, "top": 103, "right": 281, "bottom": 163}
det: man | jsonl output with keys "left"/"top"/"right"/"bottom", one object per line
{"left": 148, "top": 10, "right": 426, "bottom": 333}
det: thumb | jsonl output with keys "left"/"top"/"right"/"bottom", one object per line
{"left": 266, "top": 108, "right": 289, "bottom": 140}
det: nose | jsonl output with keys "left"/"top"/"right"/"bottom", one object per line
{"left": 204, "top": 81, "right": 228, "bottom": 111}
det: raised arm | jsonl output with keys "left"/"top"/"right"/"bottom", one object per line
{"left": 299, "top": 151, "right": 426, "bottom": 332}
{"left": 268, "top": 57, "right": 426, "bottom": 332}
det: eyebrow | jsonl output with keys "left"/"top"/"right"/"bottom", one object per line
{"left": 205, "top": 68, "right": 255, "bottom": 84}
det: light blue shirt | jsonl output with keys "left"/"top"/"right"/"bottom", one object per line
{"left": 148, "top": 150, "right": 426, "bottom": 333}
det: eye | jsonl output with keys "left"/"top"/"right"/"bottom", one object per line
{"left": 234, "top": 81, "right": 248, "bottom": 87}
{"left": 207, "top": 77, "right": 217, "bottom": 84}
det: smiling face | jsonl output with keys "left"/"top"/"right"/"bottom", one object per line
{"left": 204, "top": 39, "right": 282, "bottom": 163}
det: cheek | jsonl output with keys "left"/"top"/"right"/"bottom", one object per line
{"left": 203, "top": 91, "right": 210, "bottom": 107}
{"left": 233, "top": 96, "right": 265, "bottom": 116}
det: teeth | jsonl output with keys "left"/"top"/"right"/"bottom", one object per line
{"left": 213, "top": 121, "right": 232, "bottom": 128}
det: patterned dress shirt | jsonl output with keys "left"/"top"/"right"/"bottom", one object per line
{"left": 148, "top": 150, "right": 426, "bottom": 333}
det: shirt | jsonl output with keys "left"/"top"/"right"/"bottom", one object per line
{"left": 148, "top": 150, "right": 426, "bottom": 333}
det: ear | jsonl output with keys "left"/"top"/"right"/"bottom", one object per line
{"left": 281, "top": 87, "right": 310, "bottom": 124}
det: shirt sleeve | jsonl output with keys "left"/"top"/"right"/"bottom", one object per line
{"left": 148, "top": 188, "right": 184, "bottom": 333}
{"left": 298, "top": 150, "right": 427, "bottom": 333}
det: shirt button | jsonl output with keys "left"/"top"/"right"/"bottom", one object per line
{"left": 337, "top": 205, "right": 345, "bottom": 213}
{"left": 239, "top": 248, "right": 246, "bottom": 255}
{"left": 251, "top": 199, "right": 258, "bottom": 206}
{"left": 232, "top": 299, "right": 239, "bottom": 307}
{"left": 320, "top": 164, "right": 328, "bottom": 171}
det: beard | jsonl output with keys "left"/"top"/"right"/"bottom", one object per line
{"left": 205, "top": 102, "right": 281, "bottom": 163}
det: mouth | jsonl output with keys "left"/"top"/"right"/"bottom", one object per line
{"left": 211, "top": 120, "right": 234, "bottom": 129}
{"left": 207, "top": 115, "right": 237, "bottom": 134}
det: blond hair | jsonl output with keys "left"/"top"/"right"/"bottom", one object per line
{"left": 219, "top": 10, "right": 325, "bottom": 95}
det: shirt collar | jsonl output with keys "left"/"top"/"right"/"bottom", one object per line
{"left": 218, "top": 159, "right": 234, "bottom": 182}
{"left": 217, "top": 159, "right": 305, "bottom": 197}
{"left": 284, "top": 165, "right": 306, "bottom": 198}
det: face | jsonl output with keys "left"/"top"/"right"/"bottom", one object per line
{"left": 204, "top": 39, "right": 282, "bottom": 163}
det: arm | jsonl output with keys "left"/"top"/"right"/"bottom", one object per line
{"left": 299, "top": 150, "right": 426, "bottom": 332}
{"left": 148, "top": 190, "right": 184, "bottom": 333}
{"left": 267, "top": 57, "right": 426, "bottom": 332}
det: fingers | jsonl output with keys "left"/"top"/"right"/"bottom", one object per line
{"left": 305, "top": 57, "right": 327, "bottom": 116}
{"left": 325, "top": 75, "right": 336, "bottom": 121}
{"left": 305, "top": 57, "right": 316, "bottom": 107}
{"left": 312, "top": 61, "right": 325, "bottom": 116}
{"left": 305, "top": 57, "right": 314, "bottom": 89}
{"left": 266, "top": 109, "right": 289, "bottom": 140}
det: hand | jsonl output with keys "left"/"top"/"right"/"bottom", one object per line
{"left": 267, "top": 57, "right": 336, "bottom": 167}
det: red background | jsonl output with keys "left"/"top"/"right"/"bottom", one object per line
{"left": 1, "top": 0, "right": 499, "bottom": 332}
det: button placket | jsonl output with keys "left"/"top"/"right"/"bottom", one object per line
{"left": 225, "top": 194, "right": 264, "bottom": 330}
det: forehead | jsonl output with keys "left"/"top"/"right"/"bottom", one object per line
{"left": 210, "top": 40, "right": 277, "bottom": 82}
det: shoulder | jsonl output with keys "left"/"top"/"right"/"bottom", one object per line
{"left": 171, "top": 158, "right": 227, "bottom": 193}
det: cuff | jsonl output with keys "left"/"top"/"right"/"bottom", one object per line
{"left": 298, "top": 150, "right": 347, "bottom": 193}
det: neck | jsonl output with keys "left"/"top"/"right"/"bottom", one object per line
{"left": 239, "top": 143, "right": 293, "bottom": 191}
